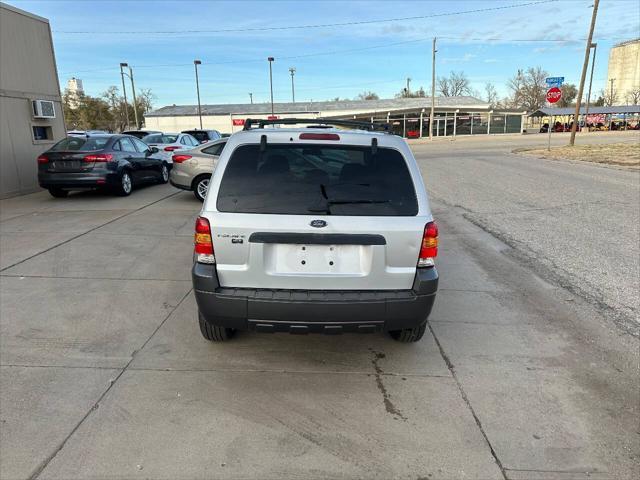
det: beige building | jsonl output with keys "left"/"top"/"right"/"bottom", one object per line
{"left": 65, "top": 77, "right": 84, "bottom": 108}
{"left": 145, "top": 97, "right": 527, "bottom": 138}
{"left": 0, "top": 2, "right": 65, "bottom": 198}
{"left": 607, "top": 39, "right": 640, "bottom": 104}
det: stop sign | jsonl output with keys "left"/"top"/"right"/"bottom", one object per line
{"left": 546, "top": 87, "right": 562, "bottom": 104}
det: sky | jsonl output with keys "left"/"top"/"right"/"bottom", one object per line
{"left": 8, "top": 0, "right": 640, "bottom": 109}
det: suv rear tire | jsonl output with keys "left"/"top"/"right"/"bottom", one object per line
{"left": 389, "top": 322, "right": 427, "bottom": 342}
{"left": 48, "top": 188, "right": 68, "bottom": 198}
{"left": 198, "top": 311, "right": 235, "bottom": 342}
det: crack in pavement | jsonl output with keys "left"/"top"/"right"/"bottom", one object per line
{"left": 369, "top": 349, "right": 407, "bottom": 421}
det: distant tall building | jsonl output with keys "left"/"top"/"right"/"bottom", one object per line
{"left": 65, "top": 77, "right": 84, "bottom": 108}
{"left": 607, "top": 39, "right": 640, "bottom": 104}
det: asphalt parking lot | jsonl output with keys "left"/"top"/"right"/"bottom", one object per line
{"left": 1, "top": 133, "right": 639, "bottom": 480}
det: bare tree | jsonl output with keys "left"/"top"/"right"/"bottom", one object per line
{"left": 507, "top": 66, "right": 548, "bottom": 111}
{"left": 599, "top": 87, "right": 618, "bottom": 107}
{"left": 356, "top": 91, "right": 379, "bottom": 100}
{"left": 484, "top": 82, "right": 498, "bottom": 107}
{"left": 396, "top": 86, "right": 426, "bottom": 98}
{"left": 557, "top": 83, "right": 577, "bottom": 108}
{"left": 437, "top": 71, "right": 471, "bottom": 97}
{"left": 625, "top": 86, "right": 640, "bottom": 105}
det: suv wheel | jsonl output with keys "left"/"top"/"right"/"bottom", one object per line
{"left": 48, "top": 188, "right": 68, "bottom": 198}
{"left": 193, "top": 175, "right": 210, "bottom": 202}
{"left": 116, "top": 171, "right": 133, "bottom": 196}
{"left": 159, "top": 164, "right": 169, "bottom": 184}
{"left": 198, "top": 311, "right": 235, "bottom": 342}
{"left": 389, "top": 322, "right": 427, "bottom": 343}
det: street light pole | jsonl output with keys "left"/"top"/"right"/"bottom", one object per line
{"left": 585, "top": 43, "right": 597, "bottom": 126}
{"left": 119, "top": 63, "right": 130, "bottom": 130}
{"left": 429, "top": 38, "right": 436, "bottom": 140}
{"left": 569, "top": 0, "right": 599, "bottom": 146}
{"left": 194, "top": 60, "right": 203, "bottom": 129}
{"left": 128, "top": 66, "right": 139, "bottom": 129}
{"left": 289, "top": 67, "right": 296, "bottom": 103}
{"left": 268, "top": 57, "right": 275, "bottom": 115}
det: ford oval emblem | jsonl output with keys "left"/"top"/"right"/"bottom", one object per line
{"left": 310, "top": 219, "right": 327, "bottom": 228}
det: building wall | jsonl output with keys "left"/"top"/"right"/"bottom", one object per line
{"left": 0, "top": 3, "right": 65, "bottom": 198}
{"left": 607, "top": 39, "right": 640, "bottom": 103}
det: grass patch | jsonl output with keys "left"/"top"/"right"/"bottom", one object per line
{"left": 515, "top": 143, "right": 640, "bottom": 167}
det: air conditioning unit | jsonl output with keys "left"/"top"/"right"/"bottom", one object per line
{"left": 32, "top": 99, "right": 56, "bottom": 119}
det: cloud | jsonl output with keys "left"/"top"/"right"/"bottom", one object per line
{"left": 483, "top": 58, "right": 499, "bottom": 63}
{"left": 441, "top": 53, "right": 477, "bottom": 64}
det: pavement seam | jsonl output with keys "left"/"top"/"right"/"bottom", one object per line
{"left": 1, "top": 364, "right": 451, "bottom": 378}
{"left": 427, "top": 322, "right": 508, "bottom": 480}
{"left": 0, "top": 191, "right": 181, "bottom": 273}
{"left": 28, "top": 287, "right": 193, "bottom": 480}
{"left": 0, "top": 273, "right": 191, "bottom": 282}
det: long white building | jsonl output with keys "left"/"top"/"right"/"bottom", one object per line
{"left": 144, "top": 96, "right": 527, "bottom": 137}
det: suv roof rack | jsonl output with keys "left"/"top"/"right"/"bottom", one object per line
{"left": 242, "top": 117, "right": 391, "bottom": 133}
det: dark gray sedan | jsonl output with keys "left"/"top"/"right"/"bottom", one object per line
{"left": 38, "top": 135, "right": 169, "bottom": 197}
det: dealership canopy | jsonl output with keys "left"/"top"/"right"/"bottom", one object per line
{"left": 529, "top": 105, "right": 640, "bottom": 117}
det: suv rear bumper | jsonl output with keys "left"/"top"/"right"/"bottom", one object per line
{"left": 193, "top": 263, "right": 438, "bottom": 333}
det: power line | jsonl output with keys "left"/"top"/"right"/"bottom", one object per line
{"left": 59, "top": 34, "right": 602, "bottom": 76}
{"left": 53, "top": 0, "right": 556, "bottom": 34}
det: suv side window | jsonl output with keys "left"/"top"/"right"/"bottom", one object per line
{"left": 120, "top": 137, "right": 137, "bottom": 153}
{"left": 202, "top": 141, "right": 227, "bottom": 156}
{"left": 131, "top": 137, "right": 150, "bottom": 153}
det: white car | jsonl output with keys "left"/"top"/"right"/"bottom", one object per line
{"left": 141, "top": 132, "right": 199, "bottom": 164}
{"left": 192, "top": 118, "right": 439, "bottom": 343}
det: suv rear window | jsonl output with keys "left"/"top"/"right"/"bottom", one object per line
{"left": 51, "top": 137, "right": 110, "bottom": 151}
{"left": 217, "top": 144, "right": 418, "bottom": 216}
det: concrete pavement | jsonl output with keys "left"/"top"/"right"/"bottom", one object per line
{"left": 1, "top": 136, "right": 638, "bottom": 479}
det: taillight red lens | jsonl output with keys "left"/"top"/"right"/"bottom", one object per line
{"left": 172, "top": 154, "right": 192, "bottom": 163}
{"left": 418, "top": 221, "right": 438, "bottom": 267}
{"left": 194, "top": 217, "right": 215, "bottom": 263}
{"left": 164, "top": 146, "right": 181, "bottom": 152}
{"left": 83, "top": 154, "right": 113, "bottom": 162}
{"left": 37, "top": 155, "right": 49, "bottom": 164}
{"left": 299, "top": 133, "right": 340, "bottom": 141}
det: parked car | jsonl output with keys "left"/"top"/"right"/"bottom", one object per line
{"left": 141, "top": 132, "right": 199, "bottom": 164}
{"left": 37, "top": 134, "right": 169, "bottom": 197}
{"left": 192, "top": 119, "right": 438, "bottom": 342}
{"left": 122, "top": 129, "right": 162, "bottom": 139}
{"left": 170, "top": 138, "right": 227, "bottom": 201}
{"left": 181, "top": 129, "right": 222, "bottom": 144}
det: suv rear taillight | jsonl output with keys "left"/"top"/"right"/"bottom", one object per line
{"left": 164, "top": 146, "right": 181, "bottom": 152}
{"left": 83, "top": 154, "right": 113, "bottom": 162}
{"left": 172, "top": 154, "right": 192, "bottom": 163}
{"left": 194, "top": 216, "right": 215, "bottom": 264}
{"left": 418, "top": 221, "right": 438, "bottom": 267}
{"left": 37, "top": 155, "right": 49, "bottom": 164}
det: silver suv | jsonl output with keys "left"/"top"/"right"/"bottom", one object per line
{"left": 192, "top": 119, "right": 438, "bottom": 343}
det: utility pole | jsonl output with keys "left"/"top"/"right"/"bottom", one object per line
{"left": 570, "top": 0, "right": 599, "bottom": 146}
{"left": 128, "top": 66, "right": 139, "bottom": 129}
{"left": 584, "top": 43, "right": 597, "bottom": 125}
{"left": 289, "top": 67, "right": 296, "bottom": 103}
{"left": 249, "top": 93, "right": 253, "bottom": 104}
{"left": 267, "top": 57, "right": 275, "bottom": 115}
{"left": 429, "top": 38, "right": 436, "bottom": 140}
{"left": 119, "top": 63, "right": 130, "bottom": 130}
{"left": 609, "top": 78, "right": 615, "bottom": 106}
{"left": 194, "top": 60, "right": 203, "bottom": 129}
{"left": 406, "top": 77, "right": 411, "bottom": 95}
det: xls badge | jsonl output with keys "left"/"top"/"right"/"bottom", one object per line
{"left": 310, "top": 219, "right": 327, "bottom": 228}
